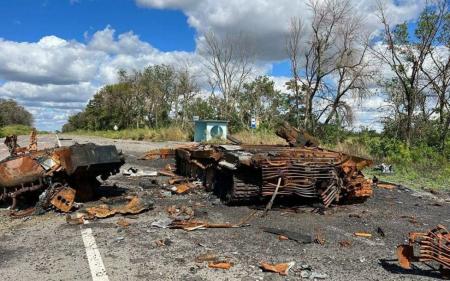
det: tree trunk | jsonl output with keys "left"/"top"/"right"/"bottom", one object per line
{"left": 324, "top": 101, "right": 339, "bottom": 125}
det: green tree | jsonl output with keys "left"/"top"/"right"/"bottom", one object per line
{"left": 0, "top": 99, "right": 33, "bottom": 127}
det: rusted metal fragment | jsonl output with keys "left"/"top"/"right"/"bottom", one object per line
{"left": 275, "top": 121, "right": 318, "bottom": 147}
{"left": 28, "top": 128, "right": 37, "bottom": 151}
{"left": 139, "top": 144, "right": 198, "bottom": 160}
{"left": 4, "top": 135, "right": 20, "bottom": 156}
{"left": 169, "top": 219, "right": 244, "bottom": 231}
{"left": 50, "top": 186, "right": 76, "bottom": 212}
{"left": 139, "top": 148, "right": 176, "bottom": 160}
{"left": 397, "top": 225, "right": 450, "bottom": 277}
{"left": 116, "top": 218, "right": 130, "bottom": 228}
{"left": 85, "top": 196, "right": 153, "bottom": 219}
{"left": 66, "top": 213, "right": 85, "bottom": 225}
{"left": 260, "top": 261, "right": 295, "bottom": 276}
{"left": 354, "top": 232, "right": 372, "bottom": 238}
{"left": 397, "top": 245, "right": 414, "bottom": 269}
{"left": 9, "top": 207, "right": 36, "bottom": 218}
{"left": 208, "top": 261, "right": 233, "bottom": 270}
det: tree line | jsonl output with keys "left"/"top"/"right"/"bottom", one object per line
{"left": 64, "top": 0, "right": 450, "bottom": 152}
{"left": 0, "top": 99, "right": 33, "bottom": 127}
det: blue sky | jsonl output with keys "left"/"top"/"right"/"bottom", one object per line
{"left": 0, "top": 0, "right": 430, "bottom": 131}
{"left": 1, "top": 0, "right": 196, "bottom": 52}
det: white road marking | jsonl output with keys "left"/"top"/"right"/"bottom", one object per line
{"left": 81, "top": 221, "right": 110, "bottom": 281}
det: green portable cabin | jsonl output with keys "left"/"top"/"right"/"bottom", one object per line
{"left": 194, "top": 120, "right": 228, "bottom": 142}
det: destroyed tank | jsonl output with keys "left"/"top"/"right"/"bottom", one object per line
{"left": 0, "top": 132, "right": 124, "bottom": 212}
{"left": 142, "top": 123, "right": 373, "bottom": 207}
{"left": 142, "top": 123, "right": 372, "bottom": 207}
{"left": 174, "top": 144, "right": 372, "bottom": 206}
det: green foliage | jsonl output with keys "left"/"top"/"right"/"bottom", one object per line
{"left": 0, "top": 99, "right": 33, "bottom": 127}
{"left": 63, "top": 64, "right": 199, "bottom": 132}
{"left": 330, "top": 130, "right": 450, "bottom": 190}
{"left": 393, "top": 22, "right": 409, "bottom": 44}
{"left": 0, "top": 125, "right": 35, "bottom": 138}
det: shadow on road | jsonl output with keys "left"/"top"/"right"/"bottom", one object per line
{"left": 379, "top": 258, "right": 445, "bottom": 280}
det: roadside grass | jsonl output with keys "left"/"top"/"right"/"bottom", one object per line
{"left": 232, "top": 129, "right": 286, "bottom": 145}
{"left": 67, "top": 126, "right": 191, "bottom": 142}
{"left": 0, "top": 125, "right": 37, "bottom": 138}
{"left": 330, "top": 137, "right": 450, "bottom": 191}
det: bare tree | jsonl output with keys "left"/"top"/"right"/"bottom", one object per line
{"left": 286, "top": 17, "right": 304, "bottom": 127}
{"left": 320, "top": 16, "right": 373, "bottom": 126}
{"left": 421, "top": 46, "right": 450, "bottom": 150}
{"left": 200, "top": 31, "right": 254, "bottom": 122}
{"left": 301, "top": 0, "right": 353, "bottom": 132}
{"left": 371, "top": 0, "right": 448, "bottom": 146}
{"left": 174, "top": 65, "right": 200, "bottom": 127}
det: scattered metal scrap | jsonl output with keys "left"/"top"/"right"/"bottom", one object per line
{"left": 0, "top": 131, "right": 124, "bottom": 213}
{"left": 66, "top": 195, "right": 153, "bottom": 223}
{"left": 169, "top": 219, "right": 248, "bottom": 231}
{"left": 208, "top": 261, "right": 234, "bottom": 270}
{"left": 260, "top": 261, "right": 295, "bottom": 276}
{"left": 397, "top": 224, "right": 449, "bottom": 277}
{"left": 84, "top": 195, "right": 153, "bottom": 218}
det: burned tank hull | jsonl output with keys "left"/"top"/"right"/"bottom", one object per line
{"left": 0, "top": 143, "right": 124, "bottom": 211}
{"left": 0, "top": 155, "right": 45, "bottom": 187}
{"left": 174, "top": 144, "right": 372, "bottom": 206}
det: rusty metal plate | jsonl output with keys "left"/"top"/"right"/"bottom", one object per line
{"left": 50, "top": 187, "right": 76, "bottom": 212}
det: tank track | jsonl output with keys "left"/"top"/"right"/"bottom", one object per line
{"left": 220, "top": 171, "right": 261, "bottom": 205}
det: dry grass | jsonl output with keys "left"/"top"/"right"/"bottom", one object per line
{"left": 326, "top": 139, "right": 372, "bottom": 159}
{"left": 232, "top": 130, "right": 287, "bottom": 145}
{"left": 70, "top": 126, "right": 190, "bottom": 142}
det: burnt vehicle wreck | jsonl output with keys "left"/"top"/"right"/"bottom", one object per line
{"left": 174, "top": 144, "right": 373, "bottom": 206}
{"left": 0, "top": 132, "right": 124, "bottom": 213}
{"left": 144, "top": 124, "right": 373, "bottom": 207}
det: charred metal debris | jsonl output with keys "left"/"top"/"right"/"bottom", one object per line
{"left": 397, "top": 224, "right": 450, "bottom": 278}
{"left": 1, "top": 130, "right": 124, "bottom": 214}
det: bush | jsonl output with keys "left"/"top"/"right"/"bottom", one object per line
{"left": 0, "top": 125, "right": 34, "bottom": 138}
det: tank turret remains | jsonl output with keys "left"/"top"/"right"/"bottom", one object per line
{"left": 0, "top": 130, "right": 124, "bottom": 213}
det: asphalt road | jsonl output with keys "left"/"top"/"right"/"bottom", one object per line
{"left": 0, "top": 134, "right": 449, "bottom": 281}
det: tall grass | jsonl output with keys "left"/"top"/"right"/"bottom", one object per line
{"left": 233, "top": 129, "right": 287, "bottom": 145}
{"left": 67, "top": 126, "right": 190, "bottom": 142}
{"left": 331, "top": 136, "right": 450, "bottom": 190}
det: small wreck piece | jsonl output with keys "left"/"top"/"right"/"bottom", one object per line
{"left": 354, "top": 232, "right": 372, "bottom": 238}
{"left": 169, "top": 219, "right": 244, "bottom": 231}
{"left": 85, "top": 196, "right": 153, "bottom": 218}
{"left": 260, "top": 261, "right": 295, "bottom": 276}
{"left": 397, "top": 224, "right": 449, "bottom": 277}
{"left": 208, "top": 261, "right": 233, "bottom": 270}
{"left": 0, "top": 131, "right": 124, "bottom": 213}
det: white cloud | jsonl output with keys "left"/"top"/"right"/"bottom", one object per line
{"left": 0, "top": 27, "right": 198, "bottom": 130}
{"left": 137, "top": 0, "right": 426, "bottom": 60}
